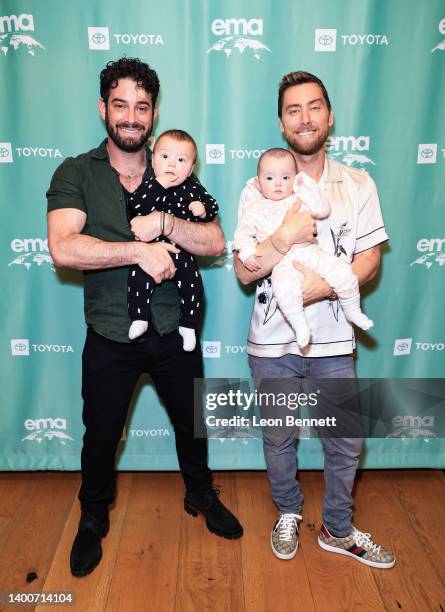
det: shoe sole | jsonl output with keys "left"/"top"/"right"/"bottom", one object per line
{"left": 184, "top": 501, "right": 243, "bottom": 540}
{"left": 318, "top": 537, "right": 395, "bottom": 569}
{"left": 270, "top": 532, "right": 299, "bottom": 560}
{"left": 70, "top": 524, "right": 109, "bottom": 577}
{"left": 70, "top": 549, "right": 103, "bottom": 577}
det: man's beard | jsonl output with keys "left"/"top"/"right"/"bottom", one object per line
{"left": 284, "top": 122, "right": 329, "bottom": 156}
{"left": 105, "top": 110, "right": 152, "bottom": 153}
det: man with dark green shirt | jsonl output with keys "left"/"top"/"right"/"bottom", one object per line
{"left": 47, "top": 57, "right": 243, "bottom": 578}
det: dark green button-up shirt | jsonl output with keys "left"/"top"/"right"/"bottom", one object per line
{"left": 46, "top": 139, "right": 180, "bottom": 343}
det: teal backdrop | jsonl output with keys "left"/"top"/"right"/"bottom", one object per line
{"left": 1, "top": 0, "right": 444, "bottom": 470}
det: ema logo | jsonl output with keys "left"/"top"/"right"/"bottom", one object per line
{"left": 210, "top": 240, "right": 234, "bottom": 271}
{"left": 314, "top": 28, "right": 388, "bottom": 52}
{"left": 11, "top": 339, "right": 30, "bottom": 356}
{"left": 206, "top": 144, "right": 225, "bottom": 164}
{"left": 0, "top": 14, "right": 45, "bottom": 57}
{"left": 9, "top": 238, "right": 54, "bottom": 271}
{"left": 0, "top": 142, "right": 13, "bottom": 162}
{"left": 410, "top": 238, "right": 445, "bottom": 270}
{"left": 325, "top": 136, "right": 375, "bottom": 168}
{"left": 417, "top": 143, "right": 437, "bottom": 164}
{"left": 207, "top": 18, "right": 271, "bottom": 60}
{"left": 393, "top": 338, "right": 412, "bottom": 356}
{"left": 431, "top": 18, "right": 445, "bottom": 52}
{"left": 387, "top": 415, "right": 436, "bottom": 439}
{"left": 88, "top": 25, "right": 164, "bottom": 50}
{"left": 202, "top": 340, "right": 221, "bottom": 358}
{"left": 315, "top": 29, "right": 337, "bottom": 52}
{"left": 22, "top": 417, "right": 74, "bottom": 445}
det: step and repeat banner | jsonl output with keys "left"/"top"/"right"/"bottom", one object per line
{"left": 1, "top": 0, "right": 444, "bottom": 470}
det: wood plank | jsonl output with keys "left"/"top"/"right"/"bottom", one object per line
{"left": 106, "top": 473, "right": 183, "bottom": 612}
{"left": 0, "top": 473, "right": 36, "bottom": 541}
{"left": 36, "top": 472, "right": 133, "bottom": 612}
{"left": 1, "top": 470, "right": 445, "bottom": 612}
{"left": 301, "top": 470, "right": 385, "bottom": 612}
{"left": 0, "top": 473, "right": 79, "bottom": 595}
{"left": 176, "top": 472, "right": 244, "bottom": 612}
{"left": 436, "top": 470, "right": 445, "bottom": 489}
{"left": 352, "top": 470, "right": 445, "bottom": 611}
{"left": 388, "top": 469, "right": 445, "bottom": 587}
{"left": 235, "top": 470, "right": 316, "bottom": 612}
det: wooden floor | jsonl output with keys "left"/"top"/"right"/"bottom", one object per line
{"left": 0, "top": 470, "right": 444, "bottom": 612}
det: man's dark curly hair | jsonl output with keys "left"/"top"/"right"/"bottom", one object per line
{"left": 100, "top": 57, "right": 160, "bottom": 105}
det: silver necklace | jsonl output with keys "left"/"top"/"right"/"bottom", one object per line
{"left": 107, "top": 144, "right": 146, "bottom": 181}
{"left": 118, "top": 169, "right": 145, "bottom": 181}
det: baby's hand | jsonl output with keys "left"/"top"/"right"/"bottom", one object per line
{"left": 243, "top": 254, "right": 262, "bottom": 272}
{"left": 189, "top": 201, "right": 206, "bottom": 218}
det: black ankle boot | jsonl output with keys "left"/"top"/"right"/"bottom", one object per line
{"left": 70, "top": 512, "right": 109, "bottom": 577}
{"left": 184, "top": 487, "right": 243, "bottom": 539}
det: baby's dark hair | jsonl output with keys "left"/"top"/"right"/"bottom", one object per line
{"left": 100, "top": 57, "right": 160, "bottom": 105}
{"left": 154, "top": 129, "right": 197, "bottom": 162}
{"left": 257, "top": 148, "right": 297, "bottom": 175}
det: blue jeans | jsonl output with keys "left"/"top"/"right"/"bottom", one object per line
{"left": 248, "top": 353, "right": 363, "bottom": 537}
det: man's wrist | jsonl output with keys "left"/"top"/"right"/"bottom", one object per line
{"left": 131, "top": 241, "right": 146, "bottom": 265}
{"left": 164, "top": 213, "right": 175, "bottom": 237}
{"left": 270, "top": 230, "right": 292, "bottom": 253}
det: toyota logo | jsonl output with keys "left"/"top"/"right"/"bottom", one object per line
{"left": 206, "top": 345, "right": 217, "bottom": 353}
{"left": 396, "top": 343, "right": 408, "bottom": 352}
{"left": 318, "top": 34, "right": 333, "bottom": 46}
{"left": 92, "top": 33, "right": 106, "bottom": 44}
{"left": 209, "top": 149, "right": 222, "bottom": 159}
{"left": 420, "top": 148, "right": 433, "bottom": 159}
{"left": 14, "top": 343, "right": 27, "bottom": 352}
{"left": 0, "top": 147, "right": 10, "bottom": 157}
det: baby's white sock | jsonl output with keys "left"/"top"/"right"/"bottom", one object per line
{"left": 179, "top": 326, "right": 196, "bottom": 352}
{"left": 340, "top": 296, "right": 374, "bottom": 331}
{"left": 129, "top": 320, "right": 149, "bottom": 340}
{"left": 287, "top": 314, "right": 311, "bottom": 349}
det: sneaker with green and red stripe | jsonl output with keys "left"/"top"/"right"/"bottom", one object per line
{"left": 318, "top": 524, "right": 395, "bottom": 569}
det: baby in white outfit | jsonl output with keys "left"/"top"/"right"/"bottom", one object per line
{"left": 234, "top": 148, "right": 373, "bottom": 348}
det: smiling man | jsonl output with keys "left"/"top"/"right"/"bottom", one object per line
{"left": 46, "top": 57, "right": 242, "bottom": 578}
{"left": 234, "top": 71, "right": 395, "bottom": 568}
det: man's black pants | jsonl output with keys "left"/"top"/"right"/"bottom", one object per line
{"left": 79, "top": 327, "right": 212, "bottom": 517}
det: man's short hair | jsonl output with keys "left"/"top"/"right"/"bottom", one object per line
{"left": 154, "top": 129, "right": 198, "bottom": 162}
{"left": 257, "top": 148, "right": 297, "bottom": 175}
{"left": 278, "top": 71, "right": 331, "bottom": 118}
{"left": 100, "top": 57, "right": 160, "bottom": 105}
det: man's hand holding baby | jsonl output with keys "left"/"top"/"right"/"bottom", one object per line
{"left": 275, "top": 200, "right": 318, "bottom": 249}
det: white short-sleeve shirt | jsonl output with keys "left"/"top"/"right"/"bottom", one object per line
{"left": 236, "top": 156, "right": 388, "bottom": 358}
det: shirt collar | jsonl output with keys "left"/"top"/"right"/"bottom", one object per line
{"left": 91, "top": 138, "right": 152, "bottom": 167}
{"left": 320, "top": 154, "right": 343, "bottom": 183}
